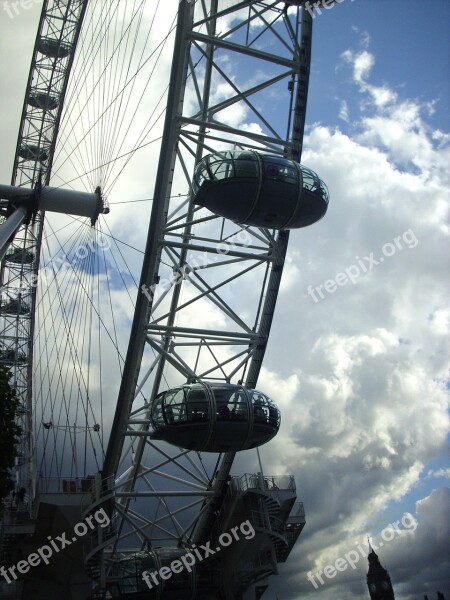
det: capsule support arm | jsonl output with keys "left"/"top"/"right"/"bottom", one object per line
{"left": 0, "top": 206, "right": 28, "bottom": 261}
{"left": 0, "top": 182, "right": 106, "bottom": 225}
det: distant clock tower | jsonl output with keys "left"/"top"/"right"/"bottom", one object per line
{"left": 367, "top": 543, "right": 395, "bottom": 600}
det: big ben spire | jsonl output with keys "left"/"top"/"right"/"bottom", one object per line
{"left": 367, "top": 542, "right": 395, "bottom": 600}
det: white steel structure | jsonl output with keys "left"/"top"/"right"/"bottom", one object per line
{"left": 0, "top": 1, "right": 334, "bottom": 598}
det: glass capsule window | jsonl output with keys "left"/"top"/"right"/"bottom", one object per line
{"left": 229, "top": 151, "right": 259, "bottom": 179}
{"left": 250, "top": 390, "right": 280, "bottom": 427}
{"left": 118, "top": 557, "right": 148, "bottom": 593}
{"left": 164, "top": 388, "right": 187, "bottom": 423}
{"left": 229, "top": 388, "right": 249, "bottom": 421}
{"left": 152, "top": 384, "right": 280, "bottom": 433}
{"left": 151, "top": 395, "right": 165, "bottom": 427}
{"left": 118, "top": 551, "right": 192, "bottom": 594}
{"left": 300, "top": 165, "right": 330, "bottom": 203}
{"left": 193, "top": 150, "right": 329, "bottom": 212}
{"left": 208, "top": 156, "right": 235, "bottom": 181}
{"left": 261, "top": 155, "right": 299, "bottom": 185}
{"left": 193, "top": 150, "right": 259, "bottom": 191}
{"left": 186, "top": 386, "right": 209, "bottom": 421}
{"left": 213, "top": 386, "right": 248, "bottom": 421}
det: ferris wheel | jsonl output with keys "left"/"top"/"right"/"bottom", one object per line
{"left": 0, "top": 1, "right": 331, "bottom": 598}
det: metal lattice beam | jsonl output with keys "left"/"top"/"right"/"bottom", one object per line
{"left": 0, "top": 0, "right": 89, "bottom": 505}
{"left": 102, "top": 0, "right": 312, "bottom": 562}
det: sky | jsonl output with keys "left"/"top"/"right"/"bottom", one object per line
{"left": 0, "top": 1, "right": 449, "bottom": 599}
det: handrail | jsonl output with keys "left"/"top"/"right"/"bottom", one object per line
{"left": 288, "top": 501, "right": 305, "bottom": 521}
{"left": 236, "top": 473, "right": 296, "bottom": 493}
{"left": 36, "top": 475, "right": 96, "bottom": 495}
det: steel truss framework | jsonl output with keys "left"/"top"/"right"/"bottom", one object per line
{"left": 97, "top": 0, "right": 313, "bottom": 590}
{"left": 0, "top": 1, "right": 316, "bottom": 597}
{"left": 0, "top": 0, "right": 88, "bottom": 497}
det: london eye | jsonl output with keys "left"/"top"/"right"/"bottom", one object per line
{"left": 0, "top": 2, "right": 332, "bottom": 598}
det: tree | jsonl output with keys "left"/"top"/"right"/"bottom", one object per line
{"left": 0, "top": 363, "right": 22, "bottom": 512}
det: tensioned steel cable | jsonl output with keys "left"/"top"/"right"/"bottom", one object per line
{"left": 52, "top": 0, "right": 174, "bottom": 195}
{"left": 34, "top": 222, "right": 103, "bottom": 477}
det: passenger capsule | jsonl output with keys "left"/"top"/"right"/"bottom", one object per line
{"left": 118, "top": 549, "right": 209, "bottom": 597}
{"left": 192, "top": 150, "right": 329, "bottom": 229}
{"left": 28, "top": 91, "right": 59, "bottom": 111}
{"left": 0, "top": 298, "right": 30, "bottom": 315}
{"left": 0, "top": 347, "right": 27, "bottom": 364}
{"left": 149, "top": 383, "right": 280, "bottom": 452}
{"left": 4, "top": 248, "right": 35, "bottom": 264}
{"left": 38, "top": 38, "right": 72, "bottom": 59}
{"left": 18, "top": 144, "right": 49, "bottom": 162}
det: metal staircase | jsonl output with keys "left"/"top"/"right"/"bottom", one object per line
{"left": 275, "top": 502, "right": 305, "bottom": 563}
{"left": 82, "top": 475, "right": 117, "bottom": 598}
{"left": 203, "top": 473, "right": 305, "bottom": 598}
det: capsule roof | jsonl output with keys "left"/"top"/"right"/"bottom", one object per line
{"left": 150, "top": 382, "right": 280, "bottom": 453}
{"left": 192, "top": 150, "right": 329, "bottom": 229}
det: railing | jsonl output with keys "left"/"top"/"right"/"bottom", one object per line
{"left": 87, "top": 474, "right": 115, "bottom": 507}
{"left": 83, "top": 512, "right": 118, "bottom": 562}
{"left": 237, "top": 473, "right": 296, "bottom": 493}
{"left": 36, "top": 476, "right": 96, "bottom": 495}
{"left": 201, "top": 473, "right": 297, "bottom": 553}
{"left": 287, "top": 501, "right": 305, "bottom": 523}
{"left": 82, "top": 474, "right": 117, "bottom": 589}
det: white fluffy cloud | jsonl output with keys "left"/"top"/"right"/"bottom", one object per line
{"left": 258, "top": 43, "right": 449, "bottom": 599}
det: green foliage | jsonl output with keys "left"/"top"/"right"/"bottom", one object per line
{"left": 0, "top": 363, "right": 22, "bottom": 511}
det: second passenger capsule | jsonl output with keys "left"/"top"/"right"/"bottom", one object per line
{"left": 192, "top": 150, "right": 329, "bottom": 229}
{"left": 149, "top": 383, "right": 280, "bottom": 453}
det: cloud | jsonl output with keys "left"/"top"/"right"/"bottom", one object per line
{"left": 426, "top": 468, "right": 450, "bottom": 481}
{"left": 259, "top": 42, "right": 449, "bottom": 600}
{"left": 391, "top": 488, "right": 450, "bottom": 598}
{"left": 338, "top": 99, "right": 349, "bottom": 122}
{"left": 341, "top": 48, "right": 397, "bottom": 109}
